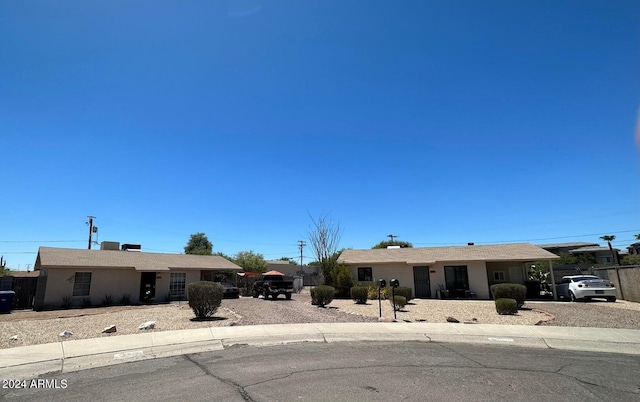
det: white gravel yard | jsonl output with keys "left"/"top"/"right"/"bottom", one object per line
{"left": 1, "top": 293, "right": 639, "bottom": 349}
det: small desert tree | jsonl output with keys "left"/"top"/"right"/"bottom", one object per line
{"left": 307, "top": 213, "right": 342, "bottom": 286}
{"left": 187, "top": 281, "right": 223, "bottom": 319}
{"left": 234, "top": 250, "right": 268, "bottom": 272}
{"left": 184, "top": 233, "right": 213, "bottom": 255}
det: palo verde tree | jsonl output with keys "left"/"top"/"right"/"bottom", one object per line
{"left": 371, "top": 240, "right": 413, "bottom": 249}
{"left": 184, "top": 232, "right": 213, "bottom": 255}
{"left": 600, "top": 235, "right": 617, "bottom": 265}
{"left": 307, "top": 213, "right": 343, "bottom": 287}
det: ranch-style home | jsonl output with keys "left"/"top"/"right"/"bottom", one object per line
{"left": 337, "top": 243, "right": 559, "bottom": 299}
{"left": 32, "top": 245, "right": 242, "bottom": 310}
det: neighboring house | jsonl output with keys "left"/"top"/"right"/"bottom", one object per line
{"left": 536, "top": 242, "right": 599, "bottom": 256}
{"left": 265, "top": 261, "right": 321, "bottom": 286}
{"left": 33, "top": 245, "right": 242, "bottom": 310}
{"left": 337, "top": 243, "right": 558, "bottom": 299}
{"left": 627, "top": 242, "right": 640, "bottom": 255}
{"left": 568, "top": 246, "right": 619, "bottom": 265}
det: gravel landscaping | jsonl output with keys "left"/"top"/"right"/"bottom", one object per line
{"left": 1, "top": 292, "right": 639, "bottom": 349}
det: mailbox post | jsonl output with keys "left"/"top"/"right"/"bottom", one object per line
{"left": 377, "top": 279, "right": 386, "bottom": 318}
{"left": 390, "top": 279, "right": 400, "bottom": 320}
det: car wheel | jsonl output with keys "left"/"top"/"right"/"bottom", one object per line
{"left": 569, "top": 291, "right": 578, "bottom": 302}
{"left": 263, "top": 290, "right": 269, "bottom": 299}
{"left": 607, "top": 297, "right": 616, "bottom": 302}
{"left": 252, "top": 289, "right": 258, "bottom": 298}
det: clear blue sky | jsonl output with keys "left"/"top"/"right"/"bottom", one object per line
{"left": 1, "top": 0, "right": 639, "bottom": 270}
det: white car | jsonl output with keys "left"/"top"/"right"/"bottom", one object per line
{"left": 556, "top": 275, "right": 617, "bottom": 302}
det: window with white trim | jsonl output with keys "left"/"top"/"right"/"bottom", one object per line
{"left": 493, "top": 271, "right": 505, "bottom": 281}
{"left": 169, "top": 272, "right": 186, "bottom": 299}
{"left": 73, "top": 272, "right": 92, "bottom": 297}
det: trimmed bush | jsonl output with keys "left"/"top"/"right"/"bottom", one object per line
{"left": 331, "top": 265, "right": 354, "bottom": 298}
{"left": 187, "top": 281, "right": 224, "bottom": 319}
{"left": 350, "top": 286, "right": 368, "bottom": 304}
{"left": 495, "top": 298, "right": 518, "bottom": 315}
{"left": 390, "top": 295, "right": 407, "bottom": 311}
{"left": 394, "top": 286, "right": 413, "bottom": 302}
{"left": 311, "top": 285, "right": 335, "bottom": 307}
{"left": 490, "top": 283, "right": 527, "bottom": 308}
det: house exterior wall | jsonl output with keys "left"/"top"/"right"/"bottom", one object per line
{"left": 347, "top": 260, "right": 492, "bottom": 299}
{"left": 38, "top": 267, "right": 231, "bottom": 309}
{"left": 39, "top": 267, "right": 140, "bottom": 309}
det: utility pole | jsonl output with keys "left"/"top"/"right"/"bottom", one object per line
{"left": 87, "top": 216, "right": 96, "bottom": 249}
{"left": 298, "top": 240, "right": 306, "bottom": 267}
{"left": 387, "top": 234, "right": 397, "bottom": 243}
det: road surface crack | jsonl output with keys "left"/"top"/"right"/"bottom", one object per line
{"left": 183, "top": 354, "right": 256, "bottom": 402}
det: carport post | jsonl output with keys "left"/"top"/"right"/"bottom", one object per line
{"left": 549, "top": 260, "right": 557, "bottom": 301}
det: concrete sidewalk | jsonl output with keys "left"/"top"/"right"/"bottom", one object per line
{"left": 2, "top": 323, "right": 639, "bottom": 378}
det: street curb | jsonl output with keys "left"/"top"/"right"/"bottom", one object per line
{"left": 1, "top": 323, "right": 638, "bottom": 379}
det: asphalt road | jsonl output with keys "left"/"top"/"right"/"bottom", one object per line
{"left": 3, "top": 342, "right": 639, "bottom": 402}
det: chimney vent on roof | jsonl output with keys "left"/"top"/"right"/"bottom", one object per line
{"left": 121, "top": 244, "right": 142, "bottom": 252}
{"left": 468, "top": 242, "right": 474, "bottom": 246}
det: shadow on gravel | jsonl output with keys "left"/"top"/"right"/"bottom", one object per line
{"left": 189, "top": 316, "right": 228, "bottom": 322}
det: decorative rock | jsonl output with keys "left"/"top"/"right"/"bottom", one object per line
{"left": 9, "top": 335, "right": 18, "bottom": 341}
{"left": 59, "top": 330, "right": 73, "bottom": 338}
{"left": 138, "top": 321, "right": 156, "bottom": 330}
{"left": 225, "top": 321, "right": 237, "bottom": 327}
{"left": 446, "top": 316, "right": 460, "bottom": 323}
{"left": 102, "top": 325, "right": 117, "bottom": 333}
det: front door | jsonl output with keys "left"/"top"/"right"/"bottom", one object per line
{"left": 413, "top": 266, "right": 431, "bottom": 298}
{"left": 140, "top": 272, "right": 156, "bottom": 302}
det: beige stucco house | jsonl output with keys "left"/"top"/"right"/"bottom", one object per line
{"left": 337, "top": 243, "right": 559, "bottom": 299}
{"left": 33, "top": 246, "right": 242, "bottom": 310}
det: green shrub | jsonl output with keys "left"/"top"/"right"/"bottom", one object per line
{"left": 394, "top": 286, "right": 413, "bottom": 302}
{"left": 81, "top": 297, "right": 92, "bottom": 308}
{"left": 311, "top": 285, "right": 335, "bottom": 307}
{"left": 187, "top": 281, "right": 224, "bottom": 319}
{"left": 102, "top": 294, "right": 114, "bottom": 306}
{"left": 367, "top": 285, "right": 390, "bottom": 300}
{"left": 390, "top": 295, "right": 407, "bottom": 310}
{"left": 61, "top": 295, "right": 73, "bottom": 309}
{"left": 119, "top": 294, "right": 131, "bottom": 305}
{"left": 331, "top": 265, "right": 354, "bottom": 298}
{"left": 350, "top": 286, "right": 368, "bottom": 304}
{"left": 490, "top": 283, "right": 527, "bottom": 308}
{"left": 495, "top": 298, "right": 518, "bottom": 315}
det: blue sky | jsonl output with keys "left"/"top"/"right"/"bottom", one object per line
{"left": 1, "top": 0, "right": 639, "bottom": 270}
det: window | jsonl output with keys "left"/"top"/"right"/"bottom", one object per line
{"left": 601, "top": 256, "right": 611, "bottom": 264}
{"left": 72, "top": 272, "right": 92, "bottom": 297}
{"left": 358, "top": 267, "right": 372, "bottom": 282}
{"left": 170, "top": 272, "right": 186, "bottom": 299}
{"left": 444, "top": 266, "right": 469, "bottom": 292}
{"left": 493, "top": 271, "right": 505, "bottom": 281}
